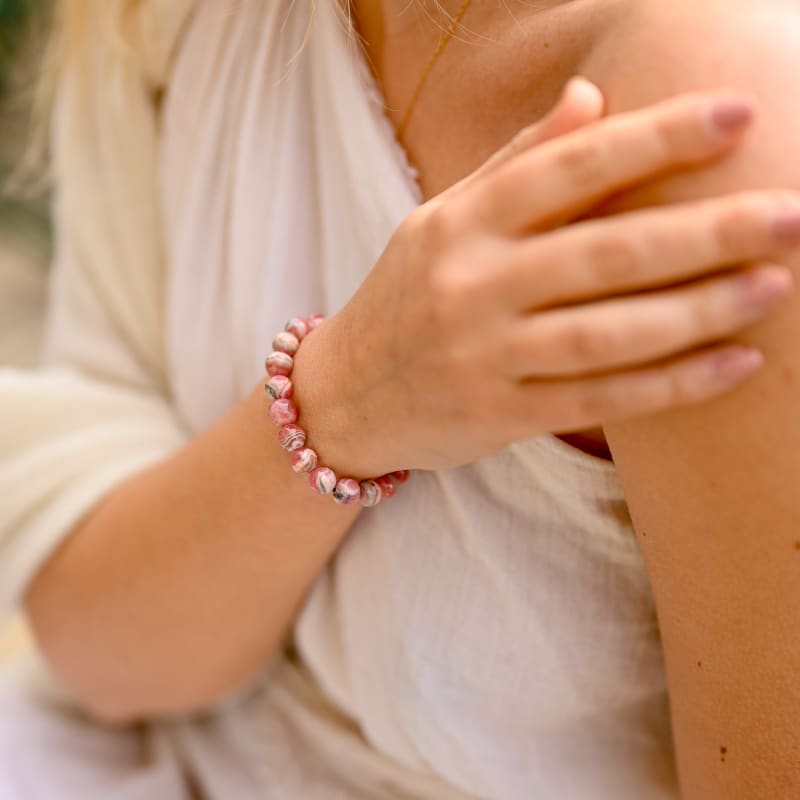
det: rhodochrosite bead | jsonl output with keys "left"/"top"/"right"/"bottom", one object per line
{"left": 332, "top": 478, "right": 360, "bottom": 506}
{"left": 266, "top": 351, "right": 293, "bottom": 377}
{"left": 273, "top": 331, "right": 300, "bottom": 355}
{"left": 358, "top": 479, "right": 382, "bottom": 507}
{"left": 309, "top": 467, "right": 337, "bottom": 495}
{"left": 278, "top": 424, "right": 306, "bottom": 452}
{"left": 375, "top": 475, "right": 397, "bottom": 499}
{"left": 286, "top": 318, "right": 310, "bottom": 341}
{"left": 267, "top": 312, "right": 409, "bottom": 506}
{"left": 268, "top": 398, "right": 298, "bottom": 427}
{"left": 265, "top": 375, "right": 293, "bottom": 401}
{"left": 291, "top": 447, "right": 319, "bottom": 474}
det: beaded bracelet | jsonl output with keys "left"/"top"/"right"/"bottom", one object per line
{"left": 264, "top": 314, "right": 409, "bottom": 507}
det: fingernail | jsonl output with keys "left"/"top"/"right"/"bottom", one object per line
{"left": 711, "top": 99, "right": 755, "bottom": 134}
{"left": 772, "top": 211, "right": 800, "bottom": 245}
{"left": 712, "top": 348, "right": 764, "bottom": 386}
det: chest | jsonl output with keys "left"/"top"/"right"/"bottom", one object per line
{"left": 370, "top": 2, "right": 605, "bottom": 196}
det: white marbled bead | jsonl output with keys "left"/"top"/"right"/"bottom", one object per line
{"left": 278, "top": 424, "right": 306, "bottom": 452}
{"left": 265, "top": 375, "right": 293, "bottom": 401}
{"left": 309, "top": 467, "right": 337, "bottom": 495}
{"left": 332, "top": 477, "right": 361, "bottom": 506}
{"left": 306, "top": 314, "right": 325, "bottom": 331}
{"left": 358, "top": 479, "right": 382, "bottom": 508}
{"left": 291, "top": 447, "right": 319, "bottom": 474}
{"left": 265, "top": 351, "right": 293, "bottom": 377}
{"left": 374, "top": 475, "right": 398, "bottom": 499}
{"left": 285, "top": 318, "right": 310, "bottom": 341}
{"left": 268, "top": 398, "right": 298, "bottom": 427}
{"left": 273, "top": 331, "right": 300, "bottom": 356}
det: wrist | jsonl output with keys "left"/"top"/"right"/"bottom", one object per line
{"left": 287, "top": 314, "right": 390, "bottom": 480}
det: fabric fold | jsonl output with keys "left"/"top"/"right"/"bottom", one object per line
{"left": 0, "top": 0, "right": 196, "bottom": 618}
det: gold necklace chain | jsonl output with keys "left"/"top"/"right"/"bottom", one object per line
{"left": 395, "top": 0, "right": 473, "bottom": 140}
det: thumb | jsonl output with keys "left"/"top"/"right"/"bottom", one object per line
{"left": 533, "top": 75, "right": 606, "bottom": 143}
{"left": 447, "top": 77, "right": 605, "bottom": 195}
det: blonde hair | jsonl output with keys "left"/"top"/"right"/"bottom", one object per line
{"left": 14, "top": 0, "right": 146, "bottom": 187}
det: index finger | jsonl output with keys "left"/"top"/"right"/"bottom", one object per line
{"left": 470, "top": 90, "right": 757, "bottom": 235}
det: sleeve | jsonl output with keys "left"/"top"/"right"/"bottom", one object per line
{"left": 0, "top": 0, "right": 197, "bottom": 618}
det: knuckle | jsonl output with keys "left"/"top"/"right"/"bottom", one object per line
{"left": 663, "top": 365, "right": 700, "bottom": 407}
{"left": 684, "top": 288, "right": 720, "bottom": 335}
{"left": 711, "top": 194, "right": 768, "bottom": 253}
{"left": 479, "top": 170, "right": 512, "bottom": 216}
{"left": 616, "top": 374, "right": 672, "bottom": 418}
{"left": 650, "top": 94, "right": 714, "bottom": 161}
{"left": 586, "top": 233, "right": 642, "bottom": 286}
{"left": 417, "top": 198, "right": 464, "bottom": 251}
{"left": 563, "top": 319, "right": 619, "bottom": 365}
{"left": 425, "top": 257, "right": 489, "bottom": 338}
{"left": 640, "top": 357, "right": 706, "bottom": 410}
{"left": 652, "top": 111, "right": 695, "bottom": 161}
{"left": 555, "top": 135, "right": 608, "bottom": 188}
{"left": 425, "top": 266, "right": 463, "bottom": 330}
{"left": 575, "top": 383, "right": 619, "bottom": 423}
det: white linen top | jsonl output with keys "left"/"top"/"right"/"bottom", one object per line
{"left": 0, "top": 0, "right": 679, "bottom": 797}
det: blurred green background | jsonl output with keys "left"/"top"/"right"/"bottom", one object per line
{"left": 0, "top": 0, "right": 51, "bottom": 367}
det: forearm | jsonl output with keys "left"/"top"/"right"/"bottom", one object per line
{"left": 24, "top": 323, "right": 362, "bottom": 723}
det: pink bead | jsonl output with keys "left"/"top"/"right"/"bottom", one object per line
{"left": 391, "top": 470, "right": 410, "bottom": 484}
{"left": 272, "top": 331, "right": 300, "bottom": 356}
{"left": 358, "top": 479, "right": 382, "bottom": 508}
{"left": 266, "top": 351, "right": 293, "bottom": 377}
{"left": 264, "top": 375, "right": 293, "bottom": 401}
{"left": 374, "top": 475, "right": 397, "bottom": 499}
{"left": 285, "top": 318, "right": 310, "bottom": 341}
{"left": 268, "top": 398, "right": 298, "bottom": 427}
{"left": 306, "top": 314, "right": 325, "bottom": 331}
{"left": 278, "top": 424, "right": 306, "bottom": 452}
{"left": 291, "top": 447, "right": 319, "bottom": 474}
{"left": 309, "top": 467, "right": 337, "bottom": 495}
{"left": 332, "top": 477, "right": 360, "bottom": 506}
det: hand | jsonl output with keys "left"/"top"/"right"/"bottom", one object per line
{"left": 298, "top": 78, "right": 799, "bottom": 476}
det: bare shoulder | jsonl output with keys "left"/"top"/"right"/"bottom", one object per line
{"left": 583, "top": 0, "right": 800, "bottom": 110}
{"left": 575, "top": 2, "right": 800, "bottom": 798}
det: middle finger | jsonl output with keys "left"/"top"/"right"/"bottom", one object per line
{"left": 496, "top": 191, "right": 800, "bottom": 312}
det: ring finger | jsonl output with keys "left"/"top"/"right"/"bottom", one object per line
{"left": 504, "top": 262, "right": 792, "bottom": 378}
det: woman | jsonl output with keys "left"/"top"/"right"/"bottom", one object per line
{"left": 1, "top": 0, "right": 799, "bottom": 797}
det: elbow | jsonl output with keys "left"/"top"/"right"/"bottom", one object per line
{"left": 26, "top": 594, "right": 276, "bottom": 725}
{"left": 28, "top": 638, "right": 271, "bottom": 726}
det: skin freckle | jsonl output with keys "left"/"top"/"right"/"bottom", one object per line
{"left": 780, "top": 364, "right": 797, "bottom": 386}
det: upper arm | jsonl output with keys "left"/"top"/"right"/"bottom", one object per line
{"left": 579, "top": 2, "right": 800, "bottom": 797}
